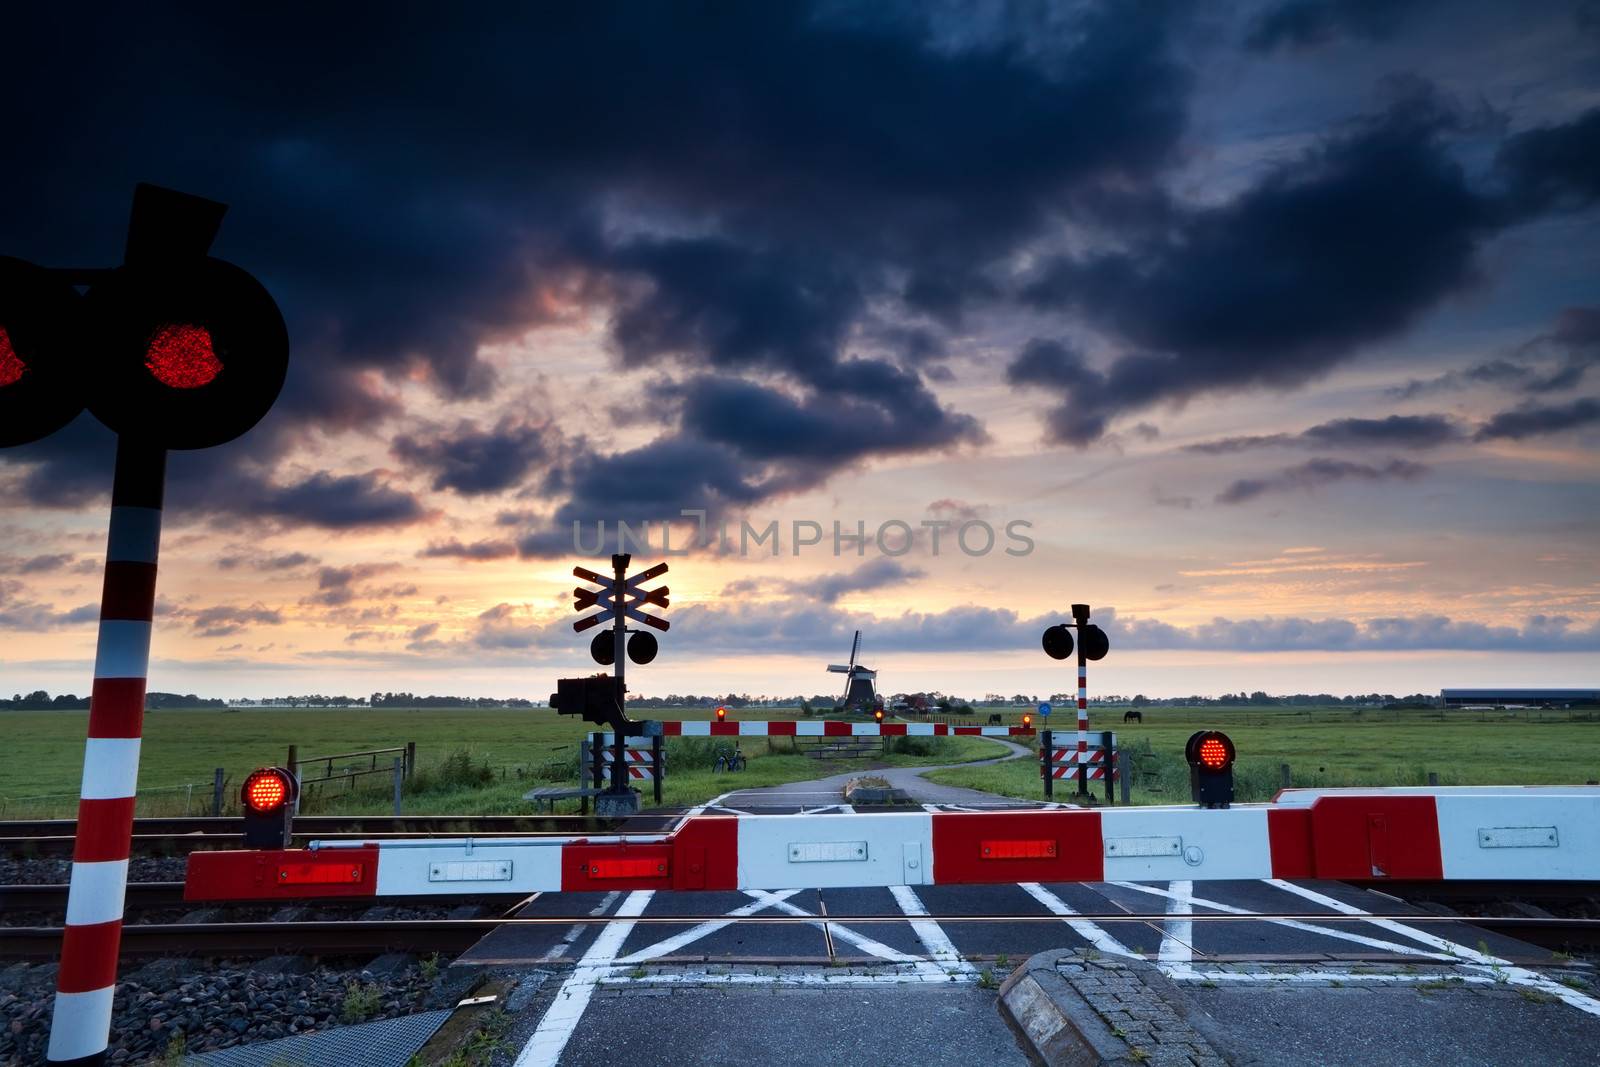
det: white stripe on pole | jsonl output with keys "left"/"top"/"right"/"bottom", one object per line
{"left": 64, "top": 860, "right": 131, "bottom": 926}
{"left": 104, "top": 506, "right": 163, "bottom": 563}
{"left": 45, "top": 987, "right": 117, "bottom": 1061}
{"left": 678, "top": 721, "right": 711, "bottom": 736}
{"left": 78, "top": 737, "right": 142, "bottom": 799}
{"left": 91, "top": 619, "right": 154, "bottom": 678}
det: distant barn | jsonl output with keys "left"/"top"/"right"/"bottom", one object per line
{"left": 1441, "top": 688, "right": 1599, "bottom": 708}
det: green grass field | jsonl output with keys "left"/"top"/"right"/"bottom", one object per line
{"left": 0, "top": 705, "right": 1009, "bottom": 818}
{"left": 924, "top": 705, "right": 1600, "bottom": 805}
{"left": 4, "top": 704, "right": 1593, "bottom": 818}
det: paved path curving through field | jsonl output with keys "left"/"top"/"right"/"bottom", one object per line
{"left": 715, "top": 735, "right": 1037, "bottom": 809}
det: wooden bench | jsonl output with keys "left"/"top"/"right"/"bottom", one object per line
{"left": 523, "top": 786, "right": 607, "bottom": 813}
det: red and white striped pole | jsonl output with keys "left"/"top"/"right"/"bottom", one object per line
{"left": 1071, "top": 603, "right": 1091, "bottom": 797}
{"left": 48, "top": 439, "right": 166, "bottom": 1066}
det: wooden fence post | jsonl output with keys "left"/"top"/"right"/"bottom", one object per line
{"left": 212, "top": 767, "right": 225, "bottom": 817}
{"left": 392, "top": 757, "right": 403, "bottom": 815}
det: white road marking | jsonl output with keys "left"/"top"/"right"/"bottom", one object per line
{"left": 1016, "top": 882, "right": 1139, "bottom": 958}
{"left": 1107, "top": 881, "right": 1453, "bottom": 960}
{"left": 613, "top": 891, "right": 802, "bottom": 964}
{"left": 890, "top": 884, "right": 978, "bottom": 975}
{"left": 1266, "top": 879, "right": 1600, "bottom": 1017}
{"left": 599, "top": 970, "right": 974, "bottom": 986}
{"left": 536, "top": 890, "right": 621, "bottom": 963}
{"left": 1157, "top": 880, "right": 1194, "bottom": 965}
{"left": 511, "top": 889, "right": 652, "bottom": 1067}
{"left": 741, "top": 889, "right": 937, "bottom": 969}
{"left": 1165, "top": 965, "right": 1505, "bottom": 987}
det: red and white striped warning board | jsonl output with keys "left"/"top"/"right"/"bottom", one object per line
{"left": 185, "top": 786, "right": 1600, "bottom": 901}
{"left": 1043, "top": 745, "right": 1118, "bottom": 781}
{"left": 600, "top": 749, "right": 657, "bottom": 780}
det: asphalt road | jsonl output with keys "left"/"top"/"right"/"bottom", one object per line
{"left": 457, "top": 792, "right": 1600, "bottom": 1066}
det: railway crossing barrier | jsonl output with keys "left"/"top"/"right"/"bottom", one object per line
{"left": 1040, "top": 731, "right": 1119, "bottom": 805}
{"left": 184, "top": 786, "right": 1600, "bottom": 901}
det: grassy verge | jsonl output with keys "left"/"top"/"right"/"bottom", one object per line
{"left": 926, "top": 706, "right": 1600, "bottom": 805}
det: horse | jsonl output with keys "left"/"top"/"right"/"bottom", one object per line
{"left": 987, "top": 713, "right": 1003, "bottom": 725}
{"left": 1123, "top": 710, "right": 1143, "bottom": 723}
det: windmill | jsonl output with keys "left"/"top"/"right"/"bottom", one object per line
{"left": 826, "top": 630, "right": 879, "bottom": 712}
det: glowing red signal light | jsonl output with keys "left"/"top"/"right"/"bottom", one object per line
{"left": 243, "top": 768, "right": 289, "bottom": 812}
{"left": 874, "top": 708, "right": 884, "bottom": 723}
{"left": 1198, "top": 737, "right": 1229, "bottom": 770}
{"left": 1023, "top": 714, "right": 1032, "bottom": 729}
{"left": 0, "top": 326, "right": 24, "bottom": 387}
{"left": 716, "top": 706, "right": 727, "bottom": 722}
{"left": 145, "top": 323, "right": 221, "bottom": 388}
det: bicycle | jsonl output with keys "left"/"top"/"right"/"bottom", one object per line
{"left": 713, "top": 746, "right": 747, "bottom": 773}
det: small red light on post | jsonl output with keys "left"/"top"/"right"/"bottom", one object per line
{"left": 874, "top": 708, "right": 884, "bottom": 723}
{"left": 1197, "top": 737, "right": 1229, "bottom": 770}
{"left": 1185, "top": 730, "right": 1235, "bottom": 809}
{"left": 716, "top": 706, "right": 726, "bottom": 722}
{"left": 240, "top": 766, "right": 297, "bottom": 848}
{"left": 1023, "top": 714, "right": 1032, "bottom": 729}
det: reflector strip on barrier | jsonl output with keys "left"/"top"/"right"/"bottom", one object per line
{"left": 603, "top": 721, "right": 1035, "bottom": 740}
{"left": 183, "top": 789, "right": 1600, "bottom": 901}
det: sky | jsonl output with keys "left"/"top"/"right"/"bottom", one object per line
{"left": 1, "top": 0, "right": 1598, "bottom": 702}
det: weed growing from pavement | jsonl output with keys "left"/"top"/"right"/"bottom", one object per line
{"left": 977, "top": 968, "right": 998, "bottom": 989}
{"left": 995, "top": 953, "right": 1010, "bottom": 969}
{"left": 628, "top": 966, "right": 647, "bottom": 979}
{"left": 1558, "top": 975, "right": 1589, "bottom": 989}
{"left": 158, "top": 1034, "right": 186, "bottom": 1065}
{"left": 1517, "top": 987, "right": 1559, "bottom": 1004}
{"left": 420, "top": 953, "right": 441, "bottom": 981}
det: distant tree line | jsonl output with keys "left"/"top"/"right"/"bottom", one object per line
{"left": 4, "top": 690, "right": 225, "bottom": 710}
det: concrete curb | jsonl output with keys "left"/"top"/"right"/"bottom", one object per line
{"left": 997, "top": 949, "right": 1141, "bottom": 1066}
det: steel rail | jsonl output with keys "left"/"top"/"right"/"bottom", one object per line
{"left": 0, "top": 814, "right": 680, "bottom": 838}
{"left": 0, "top": 882, "right": 534, "bottom": 913}
{"left": 3, "top": 908, "right": 1600, "bottom": 959}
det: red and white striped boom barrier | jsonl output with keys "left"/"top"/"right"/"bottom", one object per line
{"left": 185, "top": 787, "right": 1600, "bottom": 902}
{"left": 606, "top": 720, "right": 1034, "bottom": 738}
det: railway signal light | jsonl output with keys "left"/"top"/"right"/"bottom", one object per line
{"left": 1080, "top": 624, "right": 1109, "bottom": 661}
{"left": 1023, "top": 713, "right": 1033, "bottom": 729}
{"left": 874, "top": 707, "right": 884, "bottom": 723}
{"left": 85, "top": 256, "right": 289, "bottom": 449}
{"left": 551, "top": 675, "right": 627, "bottom": 730}
{"left": 627, "top": 630, "right": 658, "bottom": 665}
{"left": 1186, "top": 730, "right": 1236, "bottom": 809}
{"left": 1041, "top": 624, "right": 1073, "bottom": 661}
{"left": 716, "top": 705, "right": 727, "bottom": 722}
{"left": 0, "top": 257, "right": 86, "bottom": 447}
{"left": 240, "top": 766, "right": 298, "bottom": 848}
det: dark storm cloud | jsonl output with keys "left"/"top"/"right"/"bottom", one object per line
{"left": 801, "top": 559, "right": 926, "bottom": 604}
{"left": 1016, "top": 91, "right": 1498, "bottom": 445}
{"left": 189, "top": 604, "right": 284, "bottom": 639}
{"left": 1496, "top": 108, "right": 1600, "bottom": 215}
{"left": 1215, "top": 457, "right": 1428, "bottom": 504}
{"left": 226, "top": 472, "right": 429, "bottom": 529}
{"left": 1475, "top": 397, "right": 1600, "bottom": 440}
{"left": 0, "top": 2, "right": 1192, "bottom": 526}
{"left": 216, "top": 551, "right": 320, "bottom": 571}
{"left": 0, "top": 580, "right": 96, "bottom": 630}
{"left": 1388, "top": 306, "right": 1600, "bottom": 400}
{"left": 14, "top": 553, "right": 75, "bottom": 574}
{"left": 1245, "top": 0, "right": 1436, "bottom": 51}
{"left": 417, "top": 538, "right": 518, "bottom": 561}
{"left": 392, "top": 419, "right": 553, "bottom": 496}
{"left": 1186, "top": 414, "right": 1462, "bottom": 454}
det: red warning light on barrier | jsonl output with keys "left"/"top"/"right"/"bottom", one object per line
{"left": 1198, "top": 737, "right": 1230, "bottom": 770}
{"left": 716, "top": 706, "right": 727, "bottom": 722}
{"left": 874, "top": 708, "right": 884, "bottom": 723}
{"left": 1023, "top": 714, "right": 1033, "bottom": 729}
{"left": 243, "top": 768, "right": 290, "bottom": 812}
{"left": 145, "top": 323, "right": 221, "bottom": 388}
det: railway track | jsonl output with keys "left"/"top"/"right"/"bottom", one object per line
{"left": 0, "top": 881, "right": 534, "bottom": 913}
{"left": 1, "top": 812, "right": 685, "bottom": 857}
{"left": 4, "top": 912, "right": 1597, "bottom": 962}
